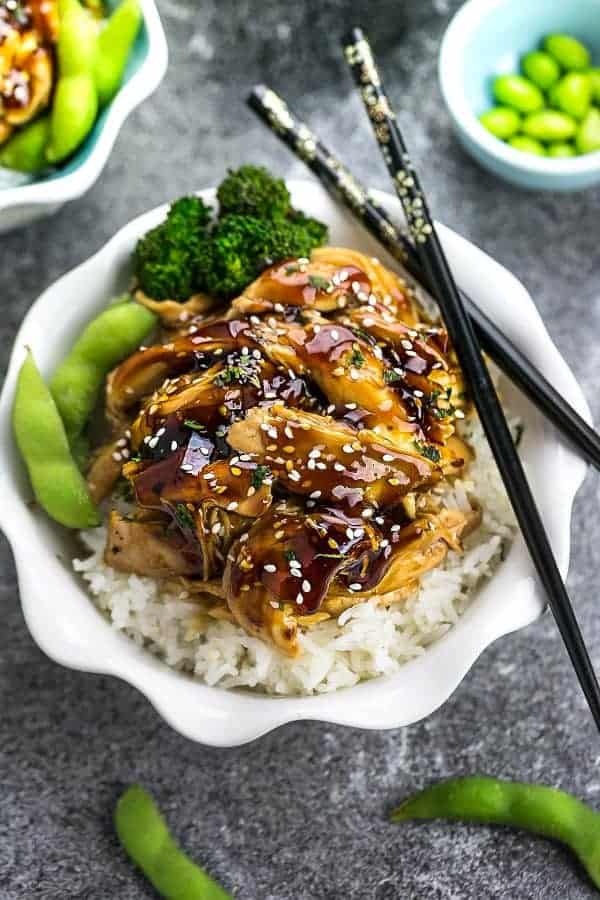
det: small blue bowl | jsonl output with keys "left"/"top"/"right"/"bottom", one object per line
{"left": 439, "top": 0, "right": 600, "bottom": 191}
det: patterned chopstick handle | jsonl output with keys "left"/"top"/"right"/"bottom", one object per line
{"left": 343, "top": 28, "right": 434, "bottom": 246}
{"left": 247, "top": 85, "right": 411, "bottom": 264}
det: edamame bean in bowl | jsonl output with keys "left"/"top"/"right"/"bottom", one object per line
{"left": 12, "top": 166, "right": 523, "bottom": 697}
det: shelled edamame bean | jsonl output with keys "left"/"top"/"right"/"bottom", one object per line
{"left": 479, "top": 32, "right": 600, "bottom": 159}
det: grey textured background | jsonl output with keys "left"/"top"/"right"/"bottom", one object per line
{"left": 1, "top": 1, "right": 600, "bottom": 897}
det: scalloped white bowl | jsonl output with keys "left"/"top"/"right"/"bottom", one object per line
{"left": 0, "top": 180, "right": 590, "bottom": 746}
{"left": 0, "top": 0, "right": 168, "bottom": 233}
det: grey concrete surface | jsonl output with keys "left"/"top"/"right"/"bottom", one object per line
{"left": 1, "top": 1, "right": 600, "bottom": 897}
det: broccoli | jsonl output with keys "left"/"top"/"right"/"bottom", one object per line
{"left": 134, "top": 196, "right": 212, "bottom": 301}
{"left": 198, "top": 213, "right": 328, "bottom": 298}
{"left": 133, "top": 167, "right": 328, "bottom": 301}
{"left": 216, "top": 165, "right": 291, "bottom": 219}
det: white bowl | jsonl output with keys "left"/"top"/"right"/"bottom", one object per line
{"left": 0, "top": 0, "right": 168, "bottom": 233}
{"left": 0, "top": 180, "right": 590, "bottom": 746}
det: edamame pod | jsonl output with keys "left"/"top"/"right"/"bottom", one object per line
{"left": 521, "top": 51, "right": 560, "bottom": 91}
{"left": 544, "top": 34, "right": 591, "bottom": 71}
{"left": 391, "top": 776, "right": 600, "bottom": 891}
{"left": 50, "top": 301, "right": 156, "bottom": 449}
{"left": 479, "top": 106, "right": 521, "bottom": 139}
{"left": 551, "top": 72, "right": 592, "bottom": 120}
{"left": 576, "top": 107, "right": 600, "bottom": 154}
{"left": 0, "top": 115, "right": 50, "bottom": 173}
{"left": 13, "top": 351, "right": 100, "bottom": 529}
{"left": 95, "top": 0, "right": 142, "bottom": 107}
{"left": 522, "top": 109, "right": 577, "bottom": 142}
{"left": 46, "top": 74, "right": 98, "bottom": 163}
{"left": 115, "top": 785, "right": 232, "bottom": 899}
{"left": 493, "top": 74, "right": 544, "bottom": 113}
{"left": 46, "top": 0, "right": 99, "bottom": 164}
{"left": 508, "top": 135, "right": 546, "bottom": 156}
{"left": 589, "top": 68, "right": 600, "bottom": 104}
{"left": 547, "top": 142, "right": 576, "bottom": 157}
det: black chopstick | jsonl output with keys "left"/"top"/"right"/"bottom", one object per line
{"left": 247, "top": 85, "right": 600, "bottom": 472}
{"left": 341, "top": 26, "right": 600, "bottom": 731}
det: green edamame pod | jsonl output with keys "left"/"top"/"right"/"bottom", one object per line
{"left": 479, "top": 106, "right": 521, "bottom": 139}
{"left": 115, "top": 785, "right": 232, "bottom": 899}
{"left": 547, "top": 142, "right": 576, "bottom": 157}
{"left": 522, "top": 109, "right": 577, "bottom": 142}
{"left": 589, "top": 68, "right": 600, "bottom": 104}
{"left": 13, "top": 351, "right": 99, "bottom": 529}
{"left": 493, "top": 74, "right": 544, "bottom": 113}
{"left": 0, "top": 115, "right": 50, "bottom": 173}
{"left": 544, "top": 34, "right": 591, "bottom": 71}
{"left": 576, "top": 107, "right": 600, "bottom": 154}
{"left": 46, "top": 0, "right": 99, "bottom": 164}
{"left": 508, "top": 135, "right": 546, "bottom": 156}
{"left": 391, "top": 776, "right": 600, "bottom": 891}
{"left": 521, "top": 51, "right": 560, "bottom": 91}
{"left": 95, "top": 0, "right": 142, "bottom": 107}
{"left": 46, "top": 74, "right": 98, "bottom": 164}
{"left": 50, "top": 301, "right": 156, "bottom": 448}
{"left": 551, "top": 72, "right": 592, "bottom": 120}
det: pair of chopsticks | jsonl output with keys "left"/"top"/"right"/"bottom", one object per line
{"left": 247, "top": 28, "right": 600, "bottom": 733}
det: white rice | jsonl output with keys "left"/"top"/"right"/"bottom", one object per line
{"left": 74, "top": 413, "right": 517, "bottom": 695}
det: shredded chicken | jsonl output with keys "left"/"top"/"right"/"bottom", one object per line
{"left": 98, "top": 247, "right": 478, "bottom": 656}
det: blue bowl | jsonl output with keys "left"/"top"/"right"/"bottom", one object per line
{"left": 439, "top": 0, "right": 600, "bottom": 191}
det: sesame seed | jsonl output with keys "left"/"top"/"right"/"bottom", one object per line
{"left": 116, "top": 437, "right": 127, "bottom": 448}
{"left": 274, "top": 529, "right": 285, "bottom": 540}
{"left": 345, "top": 402, "right": 357, "bottom": 410}
{"left": 288, "top": 470, "right": 301, "bottom": 482}
{"left": 455, "top": 409, "right": 465, "bottom": 418}
{"left": 349, "top": 583, "right": 362, "bottom": 592}
{"left": 406, "top": 350, "right": 417, "bottom": 357}
{"left": 326, "top": 404, "right": 336, "bottom": 414}
{"left": 211, "top": 522, "right": 222, "bottom": 534}
{"left": 308, "top": 448, "right": 321, "bottom": 459}
{"left": 391, "top": 524, "right": 401, "bottom": 533}
{"left": 112, "top": 451, "right": 121, "bottom": 462}
{"left": 302, "top": 579, "right": 311, "bottom": 592}
{"left": 332, "top": 367, "right": 345, "bottom": 377}
{"left": 239, "top": 532, "right": 249, "bottom": 543}
{"left": 202, "top": 472, "right": 216, "bottom": 480}
{"left": 227, "top": 501, "right": 239, "bottom": 511}
{"left": 350, "top": 368, "right": 359, "bottom": 381}
{"left": 231, "top": 466, "right": 242, "bottom": 476}
{"left": 382, "top": 453, "right": 394, "bottom": 462}
{"left": 264, "top": 563, "right": 277, "bottom": 573}
{"left": 284, "top": 425, "right": 294, "bottom": 439}
{"left": 180, "top": 463, "right": 194, "bottom": 472}
{"left": 270, "top": 600, "right": 280, "bottom": 609}
{"left": 362, "top": 508, "right": 374, "bottom": 519}
{"left": 296, "top": 593, "right": 303, "bottom": 604}
{"left": 170, "top": 441, "right": 178, "bottom": 452}
{"left": 413, "top": 389, "right": 424, "bottom": 398}
{"left": 148, "top": 436, "right": 159, "bottom": 449}
{"left": 309, "top": 490, "right": 322, "bottom": 499}
{"left": 290, "top": 569, "right": 302, "bottom": 579}
{"left": 283, "top": 445, "right": 295, "bottom": 454}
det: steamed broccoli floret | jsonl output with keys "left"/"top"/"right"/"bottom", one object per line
{"left": 216, "top": 165, "right": 291, "bottom": 219}
{"left": 198, "top": 213, "right": 328, "bottom": 298}
{"left": 134, "top": 196, "right": 212, "bottom": 300}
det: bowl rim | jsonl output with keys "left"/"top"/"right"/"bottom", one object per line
{"left": 0, "top": 0, "right": 168, "bottom": 212}
{"left": 0, "top": 180, "right": 591, "bottom": 746}
{"left": 439, "top": 0, "right": 600, "bottom": 177}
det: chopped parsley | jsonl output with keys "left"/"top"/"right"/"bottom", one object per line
{"left": 315, "top": 552, "right": 347, "bottom": 560}
{"left": 431, "top": 404, "right": 455, "bottom": 420}
{"left": 384, "top": 368, "right": 402, "bottom": 384}
{"left": 174, "top": 503, "right": 195, "bottom": 531}
{"left": 184, "top": 419, "right": 206, "bottom": 431}
{"left": 351, "top": 326, "right": 373, "bottom": 345}
{"left": 283, "top": 549, "right": 296, "bottom": 561}
{"left": 285, "top": 263, "right": 300, "bottom": 275}
{"left": 348, "top": 347, "right": 365, "bottom": 369}
{"left": 308, "top": 274, "right": 331, "bottom": 292}
{"left": 214, "top": 355, "right": 261, "bottom": 389}
{"left": 252, "top": 464, "right": 271, "bottom": 489}
{"left": 413, "top": 440, "right": 441, "bottom": 463}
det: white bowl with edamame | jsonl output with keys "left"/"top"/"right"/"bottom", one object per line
{"left": 439, "top": 0, "right": 600, "bottom": 190}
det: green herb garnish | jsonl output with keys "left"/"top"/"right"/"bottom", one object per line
{"left": 284, "top": 549, "right": 296, "bottom": 561}
{"left": 315, "top": 552, "right": 347, "bottom": 560}
{"left": 432, "top": 405, "right": 455, "bottom": 420}
{"left": 214, "top": 356, "right": 261, "bottom": 389}
{"left": 348, "top": 347, "right": 365, "bottom": 369}
{"left": 184, "top": 419, "right": 206, "bottom": 431}
{"left": 252, "top": 465, "right": 271, "bottom": 489}
{"left": 174, "top": 503, "right": 195, "bottom": 531}
{"left": 413, "top": 440, "right": 441, "bottom": 463}
{"left": 285, "top": 263, "right": 300, "bottom": 275}
{"left": 384, "top": 369, "right": 402, "bottom": 384}
{"left": 308, "top": 274, "right": 331, "bottom": 292}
